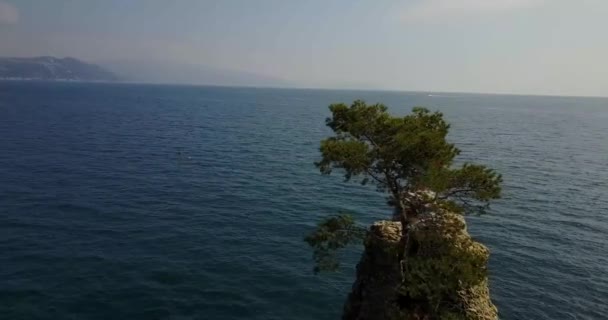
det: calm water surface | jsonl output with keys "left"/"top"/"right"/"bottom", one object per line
{"left": 1, "top": 82, "right": 607, "bottom": 319}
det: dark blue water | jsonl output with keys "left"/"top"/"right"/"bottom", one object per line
{"left": 1, "top": 82, "right": 607, "bottom": 320}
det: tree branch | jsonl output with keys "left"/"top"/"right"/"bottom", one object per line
{"left": 438, "top": 188, "right": 475, "bottom": 200}
{"left": 365, "top": 168, "right": 386, "bottom": 185}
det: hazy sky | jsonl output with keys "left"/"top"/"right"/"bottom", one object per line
{"left": 1, "top": 0, "right": 607, "bottom": 96}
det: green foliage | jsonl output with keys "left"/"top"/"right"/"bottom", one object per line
{"left": 306, "top": 100, "right": 502, "bottom": 273}
{"left": 315, "top": 100, "right": 502, "bottom": 217}
{"left": 398, "top": 214, "right": 496, "bottom": 320}
{"left": 304, "top": 214, "right": 366, "bottom": 273}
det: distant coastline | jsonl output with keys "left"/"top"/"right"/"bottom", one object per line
{"left": 0, "top": 56, "right": 119, "bottom": 82}
{"left": 0, "top": 77, "right": 118, "bottom": 83}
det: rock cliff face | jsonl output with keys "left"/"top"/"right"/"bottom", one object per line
{"left": 343, "top": 214, "right": 497, "bottom": 320}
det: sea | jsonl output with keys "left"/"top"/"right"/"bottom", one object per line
{"left": 0, "top": 81, "right": 606, "bottom": 320}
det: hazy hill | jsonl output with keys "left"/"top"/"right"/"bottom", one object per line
{"left": 101, "top": 59, "right": 292, "bottom": 87}
{"left": 0, "top": 56, "right": 292, "bottom": 87}
{"left": 0, "top": 56, "right": 119, "bottom": 81}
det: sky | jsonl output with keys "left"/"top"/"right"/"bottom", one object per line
{"left": 0, "top": 0, "right": 607, "bottom": 96}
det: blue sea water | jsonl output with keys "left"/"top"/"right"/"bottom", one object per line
{"left": 0, "top": 81, "right": 607, "bottom": 320}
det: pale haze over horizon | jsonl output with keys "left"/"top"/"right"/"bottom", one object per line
{"left": 1, "top": 0, "right": 607, "bottom": 96}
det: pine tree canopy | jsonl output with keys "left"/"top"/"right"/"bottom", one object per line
{"left": 306, "top": 100, "right": 502, "bottom": 272}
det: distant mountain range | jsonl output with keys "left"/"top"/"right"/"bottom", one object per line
{"left": 0, "top": 56, "right": 293, "bottom": 87}
{"left": 100, "top": 59, "right": 292, "bottom": 88}
{"left": 0, "top": 56, "right": 119, "bottom": 81}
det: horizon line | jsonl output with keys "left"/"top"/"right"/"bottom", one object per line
{"left": 1, "top": 78, "right": 607, "bottom": 99}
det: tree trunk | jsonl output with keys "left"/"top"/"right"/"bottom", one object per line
{"left": 397, "top": 208, "right": 410, "bottom": 261}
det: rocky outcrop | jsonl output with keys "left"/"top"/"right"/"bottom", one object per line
{"left": 343, "top": 213, "right": 497, "bottom": 320}
{"left": 343, "top": 221, "right": 403, "bottom": 319}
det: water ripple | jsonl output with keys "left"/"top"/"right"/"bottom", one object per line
{"left": 1, "top": 82, "right": 607, "bottom": 319}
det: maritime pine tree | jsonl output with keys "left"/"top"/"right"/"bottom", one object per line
{"left": 305, "top": 100, "right": 502, "bottom": 272}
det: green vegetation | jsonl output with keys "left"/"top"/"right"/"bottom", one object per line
{"left": 398, "top": 213, "right": 497, "bottom": 319}
{"left": 305, "top": 100, "right": 501, "bottom": 272}
{"left": 305, "top": 100, "right": 502, "bottom": 319}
